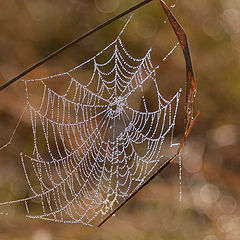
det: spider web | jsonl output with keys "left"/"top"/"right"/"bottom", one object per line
{"left": 0, "top": 17, "right": 182, "bottom": 225}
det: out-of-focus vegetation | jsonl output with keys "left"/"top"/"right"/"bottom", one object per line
{"left": 0, "top": 0, "right": 239, "bottom": 239}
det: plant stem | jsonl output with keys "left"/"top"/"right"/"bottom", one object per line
{"left": 0, "top": 0, "right": 153, "bottom": 91}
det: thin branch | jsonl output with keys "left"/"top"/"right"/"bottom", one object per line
{"left": 0, "top": 0, "right": 153, "bottom": 92}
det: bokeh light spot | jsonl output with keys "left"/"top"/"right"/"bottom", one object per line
{"left": 203, "top": 235, "right": 218, "bottom": 240}
{"left": 95, "top": 0, "right": 119, "bottom": 13}
{"left": 217, "top": 215, "right": 233, "bottom": 233}
{"left": 32, "top": 229, "right": 52, "bottom": 240}
{"left": 218, "top": 196, "right": 237, "bottom": 215}
{"left": 200, "top": 184, "right": 220, "bottom": 204}
{"left": 210, "top": 124, "right": 238, "bottom": 148}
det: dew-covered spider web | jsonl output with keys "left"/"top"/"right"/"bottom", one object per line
{"left": 0, "top": 17, "right": 182, "bottom": 225}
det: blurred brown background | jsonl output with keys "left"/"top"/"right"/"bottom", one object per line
{"left": 0, "top": 0, "right": 239, "bottom": 239}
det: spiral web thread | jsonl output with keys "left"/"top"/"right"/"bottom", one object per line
{"left": 0, "top": 17, "right": 182, "bottom": 225}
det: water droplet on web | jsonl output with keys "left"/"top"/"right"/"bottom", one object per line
{"left": 0, "top": 15, "right": 183, "bottom": 225}
{"left": 179, "top": 153, "right": 182, "bottom": 201}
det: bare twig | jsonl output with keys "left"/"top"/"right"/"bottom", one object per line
{"left": 0, "top": 0, "right": 153, "bottom": 91}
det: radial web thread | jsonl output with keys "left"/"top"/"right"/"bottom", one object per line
{"left": 0, "top": 18, "right": 181, "bottom": 225}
